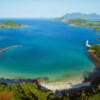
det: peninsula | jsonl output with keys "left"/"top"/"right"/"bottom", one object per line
{"left": 88, "top": 44, "right": 100, "bottom": 67}
{"left": 0, "top": 21, "right": 26, "bottom": 28}
{"left": 67, "top": 18, "right": 100, "bottom": 27}
{"left": 58, "top": 18, "right": 100, "bottom": 30}
{"left": 56, "top": 13, "right": 100, "bottom": 31}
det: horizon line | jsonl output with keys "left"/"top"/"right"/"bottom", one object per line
{"left": 0, "top": 12, "right": 100, "bottom": 19}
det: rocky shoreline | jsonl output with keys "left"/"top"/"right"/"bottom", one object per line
{"left": 88, "top": 50, "right": 100, "bottom": 68}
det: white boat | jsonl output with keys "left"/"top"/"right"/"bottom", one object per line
{"left": 85, "top": 40, "right": 91, "bottom": 48}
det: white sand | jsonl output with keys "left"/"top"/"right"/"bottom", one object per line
{"left": 41, "top": 79, "right": 83, "bottom": 92}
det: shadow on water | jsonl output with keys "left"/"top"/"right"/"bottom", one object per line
{"left": 83, "top": 67, "right": 100, "bottom": 84}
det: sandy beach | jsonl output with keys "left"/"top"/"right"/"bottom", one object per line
{"left": 41, "top": 79, "right": 83, "bottom": 92}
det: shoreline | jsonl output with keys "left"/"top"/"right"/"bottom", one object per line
{"left": 0, "top": 46, "right": 98, "bottom": 91}
{"left": 0, "top": 74, "right": 84, "bottom": 91}
{"left": 88, "top": 50, "right": 100, "bottom": 68}
{"left": 0, "top": 70, "right": 84, "bottom": 89}
{"left": 40, "top": 49, "right": 100, "bottom": 91}
{"left": 41, "top": 78, "right": 83, "bottom": 91}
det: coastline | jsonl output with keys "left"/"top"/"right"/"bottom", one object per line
{"left": 41, "top": 78, "right": 83, "bottom": 91}
{"left": 0, "top": 53, "right": 97, "bottom": 91}
{"left": 88, "top": 50, "right": 100, "bottom": 68}
{"left": 0, "top": 47, "right": 96, "bottom": 91}
{"left": 40, "top": 49, "right": 100, "bottom": 91}
{"left": 0, "top": 72, "right": 84, "bottom": 91}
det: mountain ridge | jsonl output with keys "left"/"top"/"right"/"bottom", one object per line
{"left": 62, "top": 13, "right": 100, "bottom": 20}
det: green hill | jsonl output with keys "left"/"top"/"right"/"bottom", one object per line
{"left": 56, "top": 18, "right": 100, "bottom": 30}
{"left": 0, "top": 21, "right": 25, "bottom": 28}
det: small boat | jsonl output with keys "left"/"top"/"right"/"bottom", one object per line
{"left": 85, "top": 40, "right": 91, "bottom": 48}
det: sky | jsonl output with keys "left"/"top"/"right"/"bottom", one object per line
{"left": 0, "top": 0, "right": 99, "bottom": 18}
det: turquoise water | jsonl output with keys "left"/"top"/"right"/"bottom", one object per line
{"left": 0, "top": 19, "right": 99, "bottom": 81}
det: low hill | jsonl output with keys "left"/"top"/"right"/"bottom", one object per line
{"left": 0, "top": 21, "right": 26, "bottom": 28}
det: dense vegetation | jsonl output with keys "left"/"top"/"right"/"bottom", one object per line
{"left": 0, "top": 21, "right": 24, "bottom": 28}
{"left": 68, "top": 18, "right": 90, "bottom": 26}
{"left": 90, "top": 44, "right": 100, "bottom": 55}
{"left": 0, "top": 82, "right": 100, "bottom": 100}
{"left": 56, "top": 18, "right": 100, "bottom": 30}
{"left": 67, "top": 18, "right": 100, "bottom": 27}
{"left": 0, "top": 82, "right": 52, "bottom": 100}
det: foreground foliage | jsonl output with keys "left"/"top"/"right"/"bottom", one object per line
{"left": 0, "top": 82, "right": 100, "bottom": 100}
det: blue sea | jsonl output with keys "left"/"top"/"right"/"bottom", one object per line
{"left": 0, "top": 19, "right": 99, "bottom": 81}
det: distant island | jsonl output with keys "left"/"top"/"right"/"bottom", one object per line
{"left": 0, "top": 21, "right": 26, "bottom": 28}
{"left": 67, "top": 18, "right": 100, "bottom": 30}
{"left": 61, "top": 13, "right": 100, "bottom": 20}
{"left": 56, "top": 18, "right": 100, "bottom": 31}
{"left": 57, "top": 18, "right": 100, "bottom": 31}
{"left": 55, "top": 13, "right": 100, "bottom": 31}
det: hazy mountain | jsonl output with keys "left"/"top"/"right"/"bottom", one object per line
{"left": 62, "top": 13, "right": 100, "bottom": 20}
